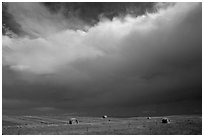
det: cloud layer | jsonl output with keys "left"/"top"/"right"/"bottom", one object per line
{"left": 2, "top": 3, "right": 202, "bottom": 116}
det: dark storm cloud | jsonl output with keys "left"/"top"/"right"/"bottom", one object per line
{"left": 2, "top": 3, "right": 24, "bottom": 36}
{"left": 2, "top": 2, "right": 155, "bottom": 36}
{"left": 2, "top": 3, "right": 202, "bottom": 116}
{"left": 43, "top": 2, "right": 155, "bottom": 25}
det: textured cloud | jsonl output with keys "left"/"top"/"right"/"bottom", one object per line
{"left": 2, "top": 3, "right": 202, "bottom": 116}
{"left": 3, "top": 3, "right": 201, "bottom": 74}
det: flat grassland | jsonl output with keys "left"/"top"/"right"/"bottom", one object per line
{"left": 2, "top": 115, "right": 202, "bottom": 135}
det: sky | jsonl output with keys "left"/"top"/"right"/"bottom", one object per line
{"left": 2, "top": 2, "right": 202, "bottom": 117}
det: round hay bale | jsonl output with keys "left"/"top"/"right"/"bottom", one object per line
{"left": 102, "top": 115, "right": 108, "bottom": 119}
{"left": 147, "top": 117, "right": 151, "bottom": 119}
{"left": 69, "top": 118, "right": 79, "bottom": 124}
{"left": 162, "top": 118, "right": 170, "bottom": 123}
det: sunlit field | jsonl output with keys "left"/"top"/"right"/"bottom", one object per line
{"left": 3, "top": 115, "right": 201, "bottom": 135}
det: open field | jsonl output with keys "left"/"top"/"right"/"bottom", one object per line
{"left": 2, "top": 115, "right": 202, "bottom": 135}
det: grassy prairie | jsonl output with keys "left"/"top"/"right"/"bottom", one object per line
{"left": 2, "top": 115, "right": 202, "bottom": 135}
